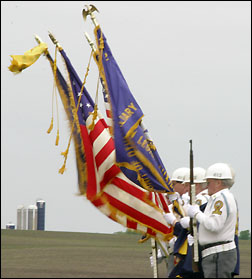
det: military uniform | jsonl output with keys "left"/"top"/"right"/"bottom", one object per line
{"left": 197, "top": 188, "right": 237, "bottom": 277}
{"left": 188, "top": 187, "right": 238, "bottom": 278}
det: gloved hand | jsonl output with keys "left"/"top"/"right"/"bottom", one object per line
{"left": 164, "top": 212, "right": 177, "bottom": 225}
{"left": 187, "top": 234, "right": 194, "bottom": 246}
{"left": 150, "top": 255, "right": 153, "bottom": 267}
{"left": 181, "top": 193, "right": 190, "bottom": 204}
{"left": 149, "top": 249, "right": 163, "bottom": 267}
{"left": 187, "top": 204, "right": 200, "bottom": 218}
{"left": 180, "top": 216, "right": 190, "bottom": 229}
{"left": 168, "top": 192, "right": 180, "bottom": 203}
{"left": 182, "top": 203, "right": 190, "bottom": 215}
{"left": 157, "top": 249, "right": 162, "bottom": 259}
{"left": 168, "top": 237, "right": 177, "bottom": 251}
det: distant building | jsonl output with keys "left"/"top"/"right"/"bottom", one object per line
{"left": 15, "top": 199, "right": 45, "bottom": 231}
{"left": 17, "top": 205, "right": 27, "bottom": 230}
{"left": 27, "top": 205, "right": 38, "bottom": 230}
{"left": 36, "top": 199, "right": 45, "bottom": 230}
{"left": 6, "top": 222, "right": 15, "bottom": 229}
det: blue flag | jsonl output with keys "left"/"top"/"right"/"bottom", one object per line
{"left": 94, "top": 26, "right": 173, "bottom": 193}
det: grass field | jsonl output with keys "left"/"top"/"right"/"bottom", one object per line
{"left": 1, "top": 229, "right": 251, "bottom": 278}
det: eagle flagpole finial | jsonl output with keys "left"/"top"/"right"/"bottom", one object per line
{"left": 82, "top": 4, "right": 99, "bottom": 27}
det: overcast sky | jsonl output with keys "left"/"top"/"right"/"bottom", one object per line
{"left": 2, "top": 1, "right": 251, "bottom": 234}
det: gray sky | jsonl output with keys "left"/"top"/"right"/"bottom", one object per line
{"left": 2, "top": 1, "right": 251, "bottom": 234}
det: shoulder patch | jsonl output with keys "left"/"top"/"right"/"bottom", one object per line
{"left": 196, "top": 199, "right": 202, "bottom": 206}
{"left": 212, "top": 200, "right": 223, "bottom": 215}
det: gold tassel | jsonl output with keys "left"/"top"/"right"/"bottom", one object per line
{"left": 55, "top": 130, "right": 59, "bottom": 146}
{"left": 58, "top": 163, "right": 66, "bottom": 174}
{"left": 88, "top": 104, "right": 98, "bottom": 131}
{"left": 59, "top": 142, "right": 71, "bottom": 174}
{"left": 47, "top": 117, "right": 53, "bottom": 133}
{"left": 61, "top": 149, "right": 68, "bottom": 159}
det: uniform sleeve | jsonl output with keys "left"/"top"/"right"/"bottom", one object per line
{"left": 173, "top": 221, "right": 183, "bottom": 236}
{"left": 195, "top": 197, "right": 228, "bottom": 232}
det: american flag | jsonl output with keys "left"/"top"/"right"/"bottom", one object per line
{"left": 49, "top": 48, "right": 173, "bottom": 240}
{"left": 85, "top": 111, "right": 172, "bottom": 239}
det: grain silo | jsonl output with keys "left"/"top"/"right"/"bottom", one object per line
{"left": 36, "top": 199, "right": 45, "bottom": 230}
{"left": 6, "top": 222, "right": 15, "bottom": 229}
{"left": 17, "top": 205, "right": 27, "bottom": 230}
{"left": 27, "top": 205, "right": 38, "bottom": 230}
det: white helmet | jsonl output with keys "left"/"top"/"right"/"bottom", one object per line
{"left": 183, "top": 167, "right": 206, "bottom": 183}
{"left": 205, "top": 163, "right": 233, "bottom": 180}
{"left": 171, "top": 167, "right": 190, "bottom": 182}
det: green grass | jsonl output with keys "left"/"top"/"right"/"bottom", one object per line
{"left": 237, "top": 239, "right": 251, "bottom": 278}
{"left": 1, "top": 230, "right": 251, "bottom": 278}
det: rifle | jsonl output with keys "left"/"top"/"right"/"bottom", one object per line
{"left": 189, "top": 140, "right": 199, "bottom": 271}
{"left": 151, "top": 238, "right": 159, "bottom": 278}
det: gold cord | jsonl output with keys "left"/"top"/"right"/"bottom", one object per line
{"left": 87, "top": 34, "right": 104, "bottom": 131}
{"left": 59, "top": 50, "right": 93, "bottom": 174}
{"left": 47, "top": 46, "right": 60, "bottom": 146}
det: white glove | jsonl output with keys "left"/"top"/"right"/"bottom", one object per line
{"left": 168, "top": 192, "right": 180, "bottom": 202}
{"left": 187, "top": 234, "right": 194, "bottom": 246}
{"left": 149, "top": 249, "right": 163, "bottom": 267}
{"left": 181, "top": 193, "right": 190, "bottom": 204}
{"left": 168, "top": 237, "right": 177, "bottom": 251}
{"left": 149, "top": 255, "right": 153, "bottom": 267}
{"left": 187, "top": 204, "right": 200, "bottom": 218}
{"left": 182, "top": 203, "right": 190, "bottom": 215}
{"left": 157, "top": 249, "right": 162, "bottom": 259}
{"left": 180, "top": 216, "right": 190, "bottom": 229}
{"left": 164, "top": 212, "right": 177, "bottom": 225}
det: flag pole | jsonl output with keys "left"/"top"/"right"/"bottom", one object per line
{"left": 189, "top": 140, "right": 199, "bottom": 271}
{"left": 48, "top": 31, "right": 63, "bottom": 50}
{"left": 151, "top": 238, "right": 159, "bottom": 278}
{"left": 84, "top": 32, "right": 97, "bottom": 53}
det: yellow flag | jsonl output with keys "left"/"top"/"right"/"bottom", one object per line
{"left": 8, "top": 42, "right": 48, "bottom": 73}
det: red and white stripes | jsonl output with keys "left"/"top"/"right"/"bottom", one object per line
{"left": 84, "top": 109, "right": 173, "bottom": 240}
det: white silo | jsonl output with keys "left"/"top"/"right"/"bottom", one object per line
{"left": 22, "top": 206, "right": 27, "bottom": 229}
{"left": 28, "top": 205, "right": 38, "bottom": 230}
{"left": 17, "top": 205, "right": 27, "bottom": 230}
